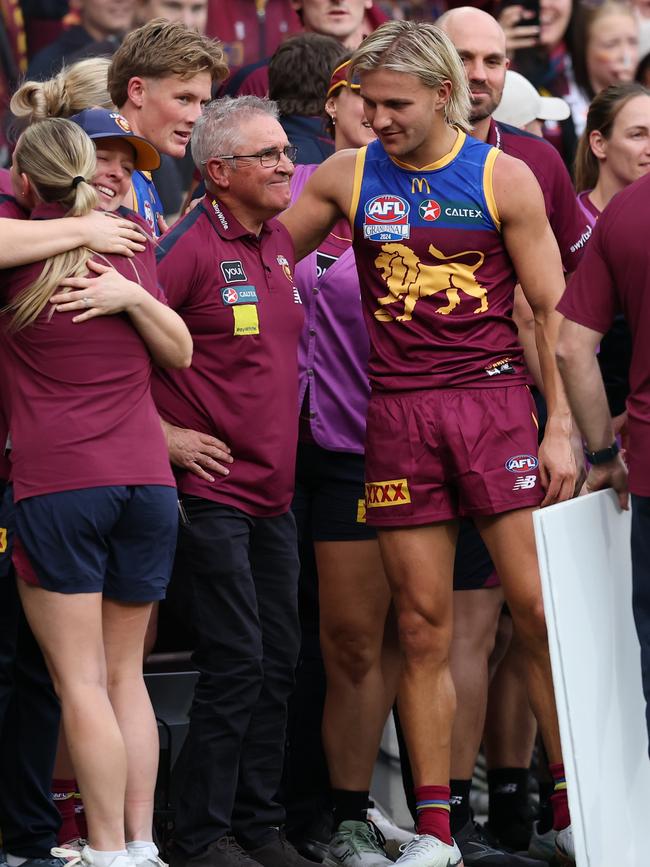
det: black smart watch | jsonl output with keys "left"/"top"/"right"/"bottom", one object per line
{"left": 584, "top": 441, "right": 620, "bottom": 465}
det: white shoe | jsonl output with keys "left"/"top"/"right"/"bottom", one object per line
{"left": 527, "top": 822, "right": 556, "bottom": 863}
{"left": 52, "top": 846, "right": 136, "bottom": 867}
{"left": 323, "top": 820, "right": 394, "bottom": 866}
{"left": 555, "top": 826, "right": 575, "bottom": 865}
{"left": 367, "top": 806, "right": 415, "bottom": 845}
{"left": 394, "top": 834, "right": 463, "bottom": 866}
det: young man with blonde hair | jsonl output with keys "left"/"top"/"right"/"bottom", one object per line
{"left": 281, "top": 20, "right": 577, "bottom": 867}
{"left": 108, "top": 18, "right": 228, "bottom": 233}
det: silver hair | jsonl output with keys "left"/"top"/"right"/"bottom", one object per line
{"left": 191, "top": 95, "right": 280, "bottom": 178}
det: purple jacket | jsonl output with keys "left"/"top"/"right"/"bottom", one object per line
{"left": 292, "top": 164, "right": 370, "bottom": 454}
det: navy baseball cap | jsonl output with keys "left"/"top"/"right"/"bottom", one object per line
{"left": 70, "top": 108, "right": 161, "bottom": 171}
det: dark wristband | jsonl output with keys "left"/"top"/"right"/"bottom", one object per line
{"left": 584, "top": 441, "right": 620, "bottom": 465}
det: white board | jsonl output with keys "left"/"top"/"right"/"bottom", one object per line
{"left": 534, "top": 490, "right": 650, "bottom": 867}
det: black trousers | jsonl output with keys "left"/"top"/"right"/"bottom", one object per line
{"left": 0, "top": 484, "right": 61, "bottom": 859}
{"left": 631, "top": 495, "right": 650, "bottom": 755}
{"left": 172, "top": 499, "right": 301, "bottom": 854}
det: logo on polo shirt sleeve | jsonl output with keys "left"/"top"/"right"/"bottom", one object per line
{"left": 365, "top": 478, "right": 411, "bottom": 507}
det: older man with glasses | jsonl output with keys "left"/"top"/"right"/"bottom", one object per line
{"left": 152, "top": 95, "right": 310, "bottom": 867}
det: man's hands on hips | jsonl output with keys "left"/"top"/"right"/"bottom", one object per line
{"left": 162, "top": 420, "right": 233, "bottom": 482}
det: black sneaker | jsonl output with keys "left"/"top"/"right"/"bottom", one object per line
{"left": 248, "top": 832, "right": 316, "bottom": 867}
{"left": 455, "top": 821, "right": 548, "bottom": 866}
{"left": 288, "top": 810, "right": 333, "bottom": 862}
{"left": 168, "top": 838, "right": 258, "bottom": 867}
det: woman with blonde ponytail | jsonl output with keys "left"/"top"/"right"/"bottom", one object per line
{"left": 0, "top": 117, "right": 192, "bottom": 867}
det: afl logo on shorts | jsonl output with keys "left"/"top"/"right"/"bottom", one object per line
{"left": 363, "top": 195, "right": 410, "bottom": 242}
{"left": 110, "top": 112, "right": 131, "bottom": 133}
{"left": 419, "top": 199, "right": 441, "bottom": 221}
{"left": 505, "top": 454, "right": 539, "bottom": 473}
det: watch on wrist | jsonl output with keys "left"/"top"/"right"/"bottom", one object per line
{"left": 584, "top": 441, "right": 620, "bottom": 465}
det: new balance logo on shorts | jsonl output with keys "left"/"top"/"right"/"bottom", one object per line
{"left": 512, "top": 475, "right": 537, "bottom": 491}
{"left": 365, "top": 478, "right": 411, "bottom": 507}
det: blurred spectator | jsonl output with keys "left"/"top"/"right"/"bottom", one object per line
{"left": 21, "top": 0, "right": 68, "bottom": 58}
{"left": 374, "top": 0, "right": 446, "bottom": 20}
{"left": 224, "top": 0, "right": 387, "bottom": 98}
{"left": 268, "top": 33, "right": 346, "bottom": 163}
{"left": 637, "top": 50, "right": 650, "bottom": 83}
{"left": 136, "top": 0, "right": 208, "bottom": 31}
{"left": 571, "top": 0, "right": 639, "bottom": 131}
{"left": 207, "top": 0, "right": 301, "bottom": 71}
{"left": 27, "top": 0, "right": 137, "bottom": 80}
{"left": 0, "top": 0, "right": 27, "bottom": 165}
{"left": 494, "top": 68, "right": 570, "bottom": 135}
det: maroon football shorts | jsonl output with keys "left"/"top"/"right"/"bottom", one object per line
{"left": 364, "top": 385, "right": 542, "bottom": 527}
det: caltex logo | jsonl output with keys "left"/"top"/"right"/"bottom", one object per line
{"left": 419, "top": 199, "right": 441, "bottom": 221}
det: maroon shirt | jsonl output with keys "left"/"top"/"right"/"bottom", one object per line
{"left": 152, "top": 198, "right": 304, "bottom": 516}
{"left": 557, "top": 174, "right": 650, "bottom": 496}
{"left": 351, "top": 132, "right": 526, "bottom": 392}
{"left": 0, "top": 169, "right": 27, "bottom": 483}
{"left": 207, "top": 0, "right": 300, "bottom": 70}
{"left": 0, "top": 202, "right": 175, "bottom": 502}
{"left": 486, "top": 119, "right": 592, "bottom": 272}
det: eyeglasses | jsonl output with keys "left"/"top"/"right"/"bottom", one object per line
{"left": 205, "top": 145, "right": 299, "bottom": 167}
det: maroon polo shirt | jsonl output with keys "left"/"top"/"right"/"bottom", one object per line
{"left": 487, "top": 119, "right": 593, "bottom": 272}
{"left": 557, "top": 174, "right": 650, "bottom": 496}
{"left": 152, "top": 198, "right": 304, "bottom": 517}
{"left": 0, "top": 169, "right": 27, "bottom": 483}
{"left": 0, "top": 202, "right": 174, "bottom": 502}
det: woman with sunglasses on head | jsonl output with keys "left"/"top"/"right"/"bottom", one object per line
{"left": 1, "top": 117, "right": 191, "bottom": 867}
{"left": 288, "top": 58, "right": 404, "bottom": 867}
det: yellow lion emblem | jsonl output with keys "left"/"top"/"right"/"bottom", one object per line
{"left": 373, "top": 243, "right": 487, "bottom": 322}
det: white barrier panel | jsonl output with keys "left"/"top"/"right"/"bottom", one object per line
{"left": 533, "top": 490, "right": 650, "bottom": 867}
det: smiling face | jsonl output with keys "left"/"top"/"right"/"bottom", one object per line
{"left": 360, "top": 68, "right": 448, "bottom": 165}
{"left": 82, "top": 0, "right": 136, "bottom": 39}
{"left": 327, "top": 86, "right": 376, "bottom": 149}
{"left": 539, "top": 0, "right": 572, "bottom": 48}
{"left": 91, "top": 138, "right": 136, "bottom": 210}
{"left": 440, "top": 10, "right": 508, "bottom": 124}
{"left": 294, "top": 0, "right": 371, "bottom": 48}
{"left": 593, "top": 93, "right": 650, "bottom": 189}
{"left": 586, "top": 12, "right": 639, "bottom": 94}
{"left": 138, "top": 0, "right": 208, "bottom": 32}
{"left": 125, "top": 71, "right": 212, "bottom": 158}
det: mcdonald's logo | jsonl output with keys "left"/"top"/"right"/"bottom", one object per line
{"left": 411, "top": 177, "right": 431, "bottom": 194}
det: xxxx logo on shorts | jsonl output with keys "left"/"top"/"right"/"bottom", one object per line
{"left": 365, "top": 478, "right": 411, "bottom": 508}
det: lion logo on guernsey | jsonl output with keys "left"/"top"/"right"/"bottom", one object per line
{"left": 365, "top": 478, "right": 411, "bottom": 508}
{"left": 364, "top": 195, "right": 410, "bottom": 241}
{"left": 373, "top": 243, "right": 487, "bottom": 321}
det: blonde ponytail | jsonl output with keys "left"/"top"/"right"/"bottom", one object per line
{"left": 5, "top": 118, "right": 99, "bottom": 332}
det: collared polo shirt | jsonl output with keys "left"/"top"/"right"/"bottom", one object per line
{"left": 152, "top": 197, "right": 304, "bottom": 516}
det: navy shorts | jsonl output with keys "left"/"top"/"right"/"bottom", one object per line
{"left": 0, "top": 482, "right": 14, "bottom": 580}
{"left": 13, "top": 485, "right": 178, "bottom": 602}
{"left": 293, "top": 442, "right": 377, "bottom": 542}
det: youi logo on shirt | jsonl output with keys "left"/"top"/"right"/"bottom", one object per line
{"left": 220, "top": 260, "right": 247, "bottom": 283}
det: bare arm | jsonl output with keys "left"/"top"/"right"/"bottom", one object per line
{"left": 495, "top": 155, "right": 576, "bottom": 505}
{"left": 0, "top": 211, "right": 147, "bottom": 267}
{"left": 280, "top": 149, "right": 356, "bottom": 260}
{"left": 556, "top": 317, "right": 629, "bottom": 508}
{"left": 50, "top": 260, "right": 193, "bottom": 369}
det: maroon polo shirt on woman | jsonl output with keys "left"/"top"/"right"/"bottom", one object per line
{"left": 0, "top": 168, "right": 27, "bottom": 482}
{"left": 152, "top": 198, "right": 304, "bottom": 517}
{"left": 487, "top": 119, "right": 592, "bottom": 272}
{"left": 557, "top": 174, "right": 650, "bottom": 496}
{"left": 0, "top": 202, "right": 174, "bottom": 502}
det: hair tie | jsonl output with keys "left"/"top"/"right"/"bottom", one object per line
{"left": 71, "top": 176, "right": 85, "bottom": 189}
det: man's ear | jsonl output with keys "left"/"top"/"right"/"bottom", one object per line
{"left": 126, "top": 76, "right": 146, "bottom": 109}
{"left": 206, "top": 158, "right": 231, "bottom": 191}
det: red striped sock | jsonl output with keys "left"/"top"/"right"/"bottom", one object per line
{"left": 415, "top": 785, "right": 452, "bottom": 846}
{"left": 549, "top": 762, "right": 570, "bottom": 831}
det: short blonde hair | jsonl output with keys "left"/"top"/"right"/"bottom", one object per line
{"left": 10, "top": 57, "right": 112, "bottom": 126}
{"left": 108, "top": 18, "right": 229, "bottom": 108}
{"left": 348, "top": 20, "right": 471, "bottom": 133}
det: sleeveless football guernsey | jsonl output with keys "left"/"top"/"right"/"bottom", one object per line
{"left": 350, "top": 130, "right": 526, "bottom": 392}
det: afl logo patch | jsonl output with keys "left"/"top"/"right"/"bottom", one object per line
{"left": 419, "top": 199, "right": 441, "bottom": 221}
{"left": 505, "top": 454, "right": 539, "bottom": 473}
{"left": 363, "top": 195, "right": 410, "bottom": 242}
{"left": 110, "top": 112, "right": 131, "bottom": 133}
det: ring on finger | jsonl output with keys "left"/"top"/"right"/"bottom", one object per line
{"left": 83, "top": 296, "right": 93, "bottom": 308}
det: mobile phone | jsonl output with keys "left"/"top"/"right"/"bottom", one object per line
{"left": 501, "top": 0, "right": 540, "bottom": 30}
